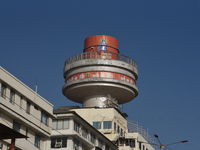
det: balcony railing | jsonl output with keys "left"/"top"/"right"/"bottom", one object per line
{"left": 65, "top": 50, "right": 137, "bottom": 68}
{"left": 127, "top": 120, "right": 156, "bottom": 145}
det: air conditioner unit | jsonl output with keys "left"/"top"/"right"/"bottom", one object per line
{"left": 55, "top": 142, "right": 62, "bottom": 148}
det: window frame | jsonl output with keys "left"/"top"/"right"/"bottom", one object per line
{"left": 74, "top": 121, "right": 80, "bottom": 133}
{"left": 52, "top": 119, "right": 69, "bottom": 130}
{"left": 34, "top": 134, "right": 40, "bottom": 148}
{"left": 93, "top": 121, "right": 101, "bottom": 129}
{"left": 1, "top": 83, "right": 6, "bottom": 98}
{"left": 13, "top": 121, "right": 20, "bottom": 132}
{"left": 41, "top": 111, "right": 49, "bottom": 126}
{"left": 10, "top": 89, "right": 15, "bottom": 104}
{"left": 26, "top": 100, "right": 31, "bottom": 114}
{"left": 103, "top": 121, "right": 112, "bottom": 129}
{"left": 20, "top": 96, "right": 23, "bottom": 109}
{"left": 117, "top": 126, "right": 120, "bottom": 133}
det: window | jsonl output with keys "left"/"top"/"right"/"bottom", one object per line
{"left": 121, "top": 128, "right": 123, "bottom": 136}
{"left": 13, "top": 121, "right": 20, "bottom": 132}
{"left": 130, "top": 139, "right": 135, "bottom": 147}
{"left": 98, "top": 140, "right": 103, "bottom": 149}
{"left": 26, "top": 101, "right": 30, "bottom": 114}
{"left": 52, "top": 119, "right": 69, "bottom": 130}
{"left": 1, "top": 84, "right": 6, "bottom": 98}
{"left": 82, "top": 127, "right": 88, "bottom": 139}
{"left": 41, "top": 111, "right": 48, "bottom": 125}
{"left": 126, "top": 139, "right": 135, "bottom": 147}
{"left": 34, "top": 134, "right": 40, "bottom": 148}
{"left": 51, "top": 137, "right": 67, "bottom": 148}
{"left": 26, "top": 128, "right": 28, "bottom": 140}
{"left": 74, "top": 139, "right": 79, "bottom": 150}
{"left": 103, "top": 121, "right": 112, "bottom": 129}
{"left": 10, "top": 90, "right": 15, "bottom": 104}
{"left": 58, "top": 120, "right": 63, "bottom": 129}
{"left": 139, "top": 142, "right": 141, "bottom": 149}
{"left": 91, "top": 133, "right": 96, "bottom": 144}
{"left": 20, "top": 96, "right": 23, "bottom": 109}
{"left": 74, "top": 121, "right": 80, "bottom": 133}
{"left": 114, "top": 122, "right": 116, "bottom": 131}
{"left": 93, "top": 121, "right": 101, "bottom": 129}
{"left": 143, "top": 145, "right": 145, "bottom": 150}
{"left": 117, "top": 126, "right": 120, "bottom": 133}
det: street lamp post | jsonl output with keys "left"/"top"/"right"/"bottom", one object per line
{"left": 154, "top": 134, "right": 188, "bottom": 150}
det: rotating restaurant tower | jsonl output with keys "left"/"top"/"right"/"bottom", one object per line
{"left": 62, "top": 35, "right": 138, "bottom": 107}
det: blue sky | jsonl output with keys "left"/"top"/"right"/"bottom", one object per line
{"left": 1, "top": 1, "right": 200, "bottom": 150}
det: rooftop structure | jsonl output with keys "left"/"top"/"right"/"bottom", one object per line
{"left": 62, "top": 35, "right": 138, "bottom": 108}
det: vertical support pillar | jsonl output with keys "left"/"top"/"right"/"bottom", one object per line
{"left": 10, "top": 137, "right": 15, "bottom": 150}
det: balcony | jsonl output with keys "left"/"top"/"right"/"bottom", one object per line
{"left": 65, "top": 50, "right": 137, "bottom": 68}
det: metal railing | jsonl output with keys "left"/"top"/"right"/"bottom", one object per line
{"left": 65, "top": 50, "right": 137, "bottom": 68}
{"left": 127, "top": 120, "right": 156, "bottom": 145}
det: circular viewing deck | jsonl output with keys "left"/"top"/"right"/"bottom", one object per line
{"left": 62, "top": 50, "right": 139, "bottom": 107}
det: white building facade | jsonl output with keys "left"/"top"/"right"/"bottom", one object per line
{"left": 50, "top": 107, "right": 118, "bottom": 150}
{"left": 68, "top": 107, "right": 156, "bottom": 150}
{"left": 0, "top": 66, "right": 54, "bottom": 150}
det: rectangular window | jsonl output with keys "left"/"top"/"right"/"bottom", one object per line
{"left": 73, "top": 139, "right": 79, "bottom": 150}
{"left": 117, "top": 126, "right": 120, "bottom": 133}
{"left": 119, "top": 139, "right": 124, "bottom": 146}
{"left": 13, "top": 121, "right": 20, "bottom": 132}
{"left": 34, "top": 134, "right": 40, "bottom": 148}
{"left": 139, "top": 142, "right": 141, "bottom": 149}
{"left": 62, "top": 137, "right": 67, "bottom": 148}
{"left": 82, "top": 128, "right": 88, "bottom": 139}
{"left": 10, "top": 90, "right": 15, "bottom": 104}
{"left": 26, "top": 128, "right": 28, "bottom": 140}
{"left": 114, "top": 122, "right": 116, "bottom": 131}
{"left": 57, "top": 119, "right": 63, "bottom": 129}
{"left": 103, "top": 121, "right": 112, "bottom": 129}
{"left": 121, "top": 128, "right": 123, "bottom": 136}
{"left": 52, "top": 120, "right": 57, "bottom": 130}
{"left": 126, "top": 139, "right": 129, "bottom": 146}
{"left": 143, "top": 145, "right": 145, "bottom": 150}
{"left": 130, "top": 139, "right": 135, "bottom": 147}
{"left": 51, "top": 138, "right": 56, "bottom": 148}
{"left": 52, "top": 119, "right": 69, "bottom": 130}
{"left": 74, "top": 139, "right": 79, "bottom": 149}
{"left": 93, "top": 121, "right": 101, "bottom": 129}
{"left": 91, "top": 133, "right": 96, "bottom": 144}
{"left": 99, "top": 140, "right": 103, "bottom": 148}
{"left": 74, "top": 121, "right": 80, "bottom": 133}
{"left": 1, "top": 84, "right": 6, "bottom": 98}
{"left": 26, "top": 101, "right": 30, "bottom": 114}
{"left": 63, "top": 119, "right": 69, "bottom": 129}
{"left": 41, "top": 111, "right": 48, "bottom": 125}
{"left": 20, "top": 96, "right": 23, "bottom": 109}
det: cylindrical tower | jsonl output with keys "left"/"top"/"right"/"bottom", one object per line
{"left": 62, "top": 35, "right": 138, "bottom": 107}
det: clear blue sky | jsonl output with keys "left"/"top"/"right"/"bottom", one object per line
{"left": 1, "top": 1, "right": 200, "bottom": 150}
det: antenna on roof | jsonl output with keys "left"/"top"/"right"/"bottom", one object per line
{"left": 34, "top": 77, "right": 37, "bottom": 102}
{"left": 35, "top": 77, "right": 38, "bottom": 93}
